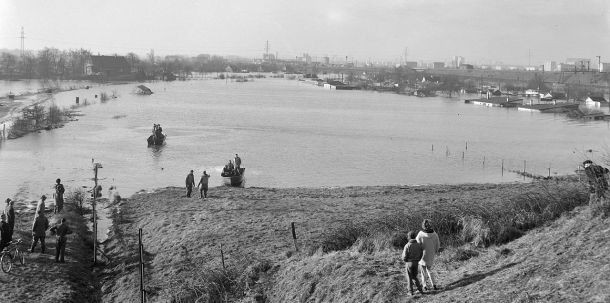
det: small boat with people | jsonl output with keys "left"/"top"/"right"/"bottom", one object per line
{"left": 221, "top": 154, "right": 245, "bottom": 187}
{"left": 147, "top": 123, "right": 165, "bottom": 146}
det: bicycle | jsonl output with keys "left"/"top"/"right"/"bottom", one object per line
{"left": 1, "top": 239, "right": 25, "bottom": 273}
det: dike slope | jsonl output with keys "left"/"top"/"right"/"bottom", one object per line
{"left": 99, "top": 181, "right": 595, "bottom": 302}
{"left": 271, "top": 206, "right": 609, "bottom": 303}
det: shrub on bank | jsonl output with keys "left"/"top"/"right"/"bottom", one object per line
{"left": 316, "top": 180, "right": 588, "bottom": 254}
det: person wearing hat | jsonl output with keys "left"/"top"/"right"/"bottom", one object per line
{"left": 583, "top": 160, "right": 609, "bottom": 206}
{"left": 4, "top": 198, "right": 15, "bottom": 241}
{"left": 31, "top": 210, "right": 49, "bottom": 253}
{"left": 0, "top": 213, "right": 9, "bottom": 252}
{"left": 185, "top": 170, "right": 196, "bottom": 198}
{"left": 36, "top": 195, "right": 47, "bottom": 214}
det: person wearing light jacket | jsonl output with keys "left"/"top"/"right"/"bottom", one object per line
{"left": 416, "top": 219, "right": 441, "bottom": 291}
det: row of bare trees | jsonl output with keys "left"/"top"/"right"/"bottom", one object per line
{"left": 1, "top": 48, "right": 92, "bottom": 79}
{"left": 0, "top": 47, "right": 293, "bottom": 80}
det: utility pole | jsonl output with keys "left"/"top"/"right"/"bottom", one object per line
{"left": 92, "top": 161, "right": 103, "bottom": 265}
{"left": 19, "top": 27, "right": 25, "bottom": 57}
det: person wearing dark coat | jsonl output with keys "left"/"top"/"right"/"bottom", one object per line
{"left": 0, "top": 214, "right": 10, "bottom": 252}
{"left": 50, "top": 218, "right": 72, "bottom": 263}
{"left": 583, "top": 160, "right": 609, "bottom": 206}
{"left": 4, "top": 198, "right": 15, "bottom": 241}
{"left": 31, "top": 210, "right": 49, "bottom": 253}
{"left": 402, "top": 231, "right": 425, "bottom": 295}
{"left": 185, "top": 170, "right": 196, "bottom": 198}
{"left": 54, "top": 178, "right": 65, "bottom": 213}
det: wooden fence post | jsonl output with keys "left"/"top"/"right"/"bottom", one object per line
{"left": 139, "top": 228, "right": 145, "bottom": 303}
{"left": 220, "top": 244, "right": 226, "bottom": 270}
{"left": 291, "top": 222, "right": 298, "bottom": 251}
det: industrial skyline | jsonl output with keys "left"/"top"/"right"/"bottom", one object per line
{"left": 1, "top": 0, "right": 609, "bottom": 66}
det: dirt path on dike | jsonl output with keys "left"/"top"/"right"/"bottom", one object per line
{"left": 0, "top": 201, "right": 100, "bottom": 302}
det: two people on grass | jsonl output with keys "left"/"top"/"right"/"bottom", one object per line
{"left": 186, "top": 170, "right": 211, "bottom": 199}
{"left": 401, "top": 219, "right": 441, "bottom": 296}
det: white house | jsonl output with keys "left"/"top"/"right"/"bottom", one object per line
{"left": 585, "top": 96, "right": 609, "bottom": 112}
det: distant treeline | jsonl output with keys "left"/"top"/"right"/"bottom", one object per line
{"left": 0, "top": 48, "right": 288, "bottom": 80}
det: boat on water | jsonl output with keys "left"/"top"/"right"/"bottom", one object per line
{"left": 147, "top": 124, "right": 165, "bottom": 146}
{"left": 221, "top": 168, "right": 245, "bottom": 187}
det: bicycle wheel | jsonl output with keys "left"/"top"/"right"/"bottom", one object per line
{"left": 1, "top": 253, "right": 12, "bottom": 273}
{"left": 16, "top": 249, "right": 25, "bottom": 266}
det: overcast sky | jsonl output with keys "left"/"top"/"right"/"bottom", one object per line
{"left": 1, "top": 0, "right": 609, "bottom": 65}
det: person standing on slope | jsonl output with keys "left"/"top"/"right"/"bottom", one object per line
{"left": 416, "top": 219, "right": 441, "bottom": 291}
{"left": 185, "top": 170, "right": 196, "bottom": 198}
{"left": 402, "top": 231, "right": 425, "bottom": 296}
{"left": 583, "top": 160, "right": 609, "bottom": 206}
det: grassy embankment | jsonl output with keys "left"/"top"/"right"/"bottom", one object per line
{"left": 99, "top": 179, "right": 600, "bottom": 302}
{"left": 0, "top": 189, "right": 100, "bottom": 303}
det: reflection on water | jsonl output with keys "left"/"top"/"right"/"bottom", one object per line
{"left": 0, "top": 78, "right": 608, "bottom": 203}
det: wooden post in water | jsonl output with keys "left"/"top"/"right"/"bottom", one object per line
{"left": 462, "top": 151, "right": 464, "bottom": 161}
{"left": 523, "top": 160, "right": 527, "bottom": 179}
{"left": 445, "top": 146, "right": 449, "bottom": 157}
{"left": 220, "top": 244, "right": 226, "bottom": 270}
{"left": 501, "top": 159, "right": 504, "bottom": 176}
{"left": 291, "top": 222, "right": 298, "bottom": 251}
{"left": 548, "top": 167, "right": 551, "bottom": 178}
{"left": 431, "top": 144, "right": 434, "bottom": 152}
{"left": 465, "top": 141, "right": 468, "bottom": 150}
{"left": 483, "top": 156, "right": 485, "bottom": 166}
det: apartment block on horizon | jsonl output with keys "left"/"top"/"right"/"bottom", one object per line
{"left": 566, "top": 58, "right": 591, "bottom": 70}
{"left": 544, "top": 61, "right": 557, "bottom": 72}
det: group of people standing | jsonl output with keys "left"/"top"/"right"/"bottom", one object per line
{"left": 401, "top": 219, "right": 441, "bottom": 296}
{"left": 222, "top": 154, "right": 242, "bottom": 177}
{"left": 185, "top": 170, "right": 210, "bottom": 199}
{"left": 185, "top": 154, "right": 243, "bottom": 199}
{"left": 1, "top": 178, "right": 73, "bottom": 263}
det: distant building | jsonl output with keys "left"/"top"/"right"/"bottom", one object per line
{"left": 525, "top": 66, "right": 539, "bottom": 71}
{"left": 585, "top": 96, "right": 609, "bottom": 112}
{"left": 452, "top": 56, "right": 465, "bottom": 68}
{"left": 263, "top": 53, "right": 275, "bottom": 61}
{"left": 85, "top": 55, "right": 130, "bottom": 76}
{"left": 432, "top": 62, "right": 445, "bottom": 69}
{"left": 600, "top": 62, "right": 610, "bottom": 72}
{"left": 556, "top": 63, "right": 575, "bottom": 72}
{"left": 566, "top": 58, "right": 591, "bottom": 71}
{"left": 405, "top": 61, "right": 418, "bottom": 68}
{"left": 459, "top": 64, "right": 474, "bottom": 70}
{"left": 322, "top": 56, "right": 330, "bottom": 65}
{"left": 544, "top": 61, "right": 557, "bottom": 72}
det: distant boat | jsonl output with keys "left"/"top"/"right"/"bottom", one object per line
{"left": 147, "top": 133, "right": 165, "bottom": 145}
{"left": 221, "top": 168, "right": 245, "bottom": 187}
{"left": 147, "top": 124, "right": 165, "bottom": 146}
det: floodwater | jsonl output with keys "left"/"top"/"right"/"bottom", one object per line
{"left": 1, "top": 77, "right": 609, "bottom": 202}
